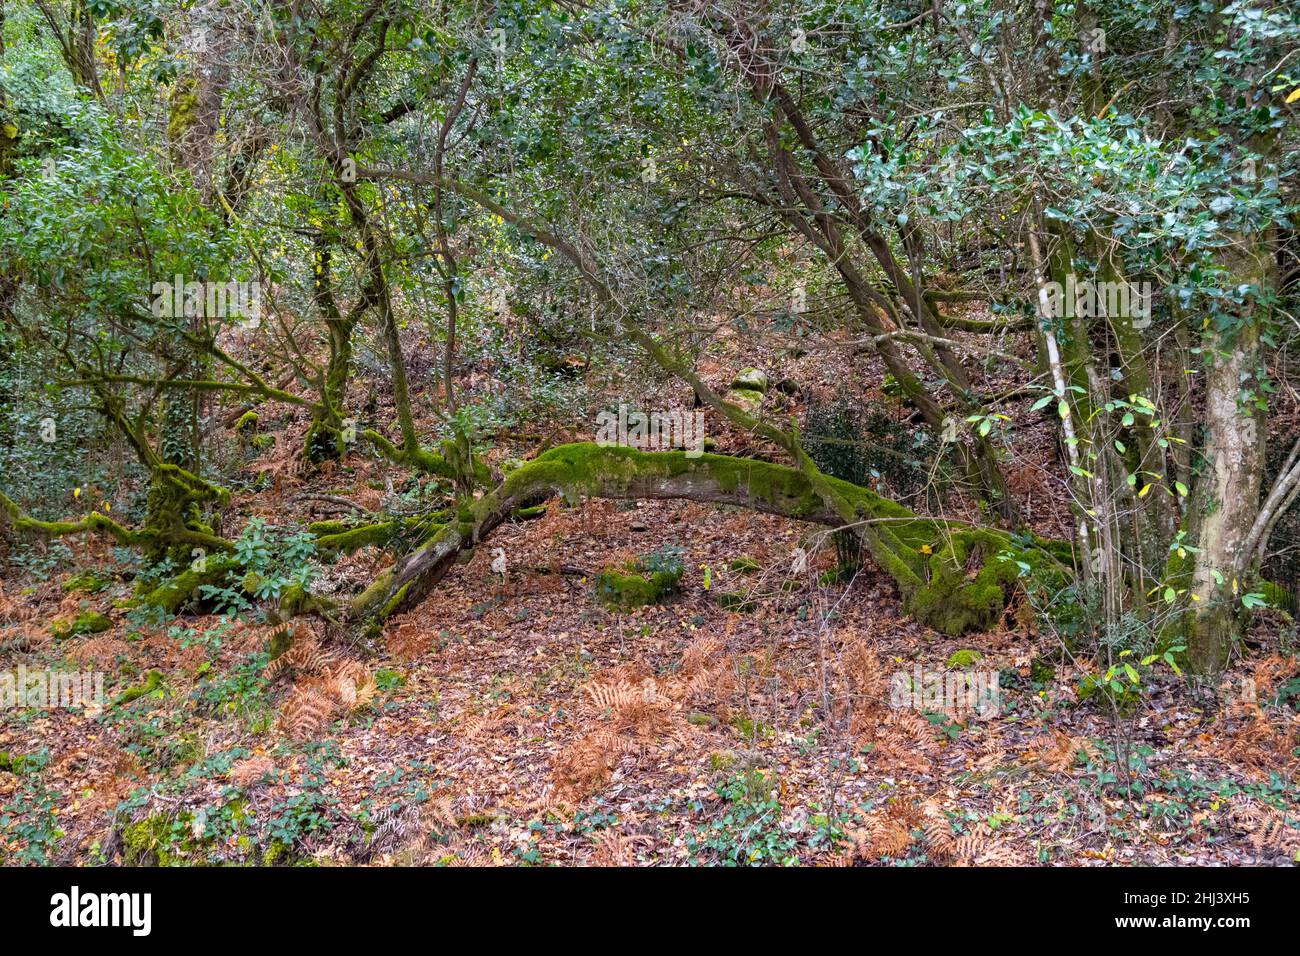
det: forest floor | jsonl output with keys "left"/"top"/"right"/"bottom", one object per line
{"left": 2, "top": 309, "right": 1299, "bottom": 867}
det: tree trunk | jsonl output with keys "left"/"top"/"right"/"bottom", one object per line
{"left": 346, "top": 443, "right": 1072, "bottom": 633}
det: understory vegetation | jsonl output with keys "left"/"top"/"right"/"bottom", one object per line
{"left": 1, "top": 0, "right": 1299, "bottom": 867}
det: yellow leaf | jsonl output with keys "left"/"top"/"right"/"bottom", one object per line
{"left": 1288, "top": 87, "right": 1300, "bottom": 104}
{"left": 1137, "top": 483, "right": 1151, "bottom": 498}
{"left": 73, "top": 487, "right": 81, "bottom": 499}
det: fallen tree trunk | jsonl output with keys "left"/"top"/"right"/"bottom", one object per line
{"left": 347, "top": 443, "right": 1073, "bottom": 634}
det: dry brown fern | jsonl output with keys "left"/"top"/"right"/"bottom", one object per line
{"left": 972, "top": 842, "right": 1026, "bottom": 865}
{"left": 551, "top": 731, "right": 641, "bottom": 800}
{"left": 263, "top": 635, "right": 335, "bottom": 680}
{"left": 326, "top": 659, "right": 377, "bottom": 712}
{"left": 680, "top": 635, "right": 726, "bottom": 678}
{"left": 228, "top": 756, "right": 277, "bottom": 786}
{"left": 1028, "top": 731, "right": 1101, "bottom": 773}
{"left": 278, "top": 685, "right": 336, "bottom": 739}
{"left": 589, "top": 830, "right": 648, "bottom": 867}
{"left": 842, "top": 636, "right": 885, "bottom": 701}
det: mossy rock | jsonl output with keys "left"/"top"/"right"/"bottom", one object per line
{"left": 63, "top": 570, "right": 113, "bottom": 594}
{"left": 726, "top": 386, "right": 765, "bottom": 411}
{"left": 594, "top": 566, "right": 682, "bottom": 610}
{"left": 730, "top": 367, "right": 769, "bottom": 392}
{"left": 902, "top": 530, "right": 1043, "bottom": 636}
{"left": 52, "top": 610, "right": 112, "bottom": 639}
{"left": 729, "top": 556, "right": 761, "bottom": 574}
{"left": 946, "top": 649, "right": 982, "bottom": 668}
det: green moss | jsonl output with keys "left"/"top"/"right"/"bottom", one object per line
{"left": 946, "top": 649, "right": 982, "bottom": 667}
{"left": 63, "top": 569, "right": 112, "bottom": 594}
{"left": 512, "top": 505, "right": 547, "bottom": 521}
{"left": 903, "top": 533, "right": 1017, "bottom": 636}
{"left": 278, "top": 585, "right": 337, "bottom": 619}
{"left": 122, "top": 807, "right": 231, "bottom": 866}
{"left": 262, "top": 838, "right": 292, "bottom": 866}
{"left": 303, "top": 419, "right": 345, "bottom": 464}
{"left": 312, "top": 514, "right": 446, "bottom": 556}
{"left": 728, "top": 557, "right": 761, "bottom": 573}
{"left": 52, "top": 610, "right": 112, "bottom": 639}
{"left": 267, "top": 625, "right": 293, "bottom": 661}
{"left": 114, "top": 669, "right": 164, "bottom": 707}
{"left": 1256, "top": 579, "right": 1289, "bottom": 612}
{"left": 727, "top": 386, "right": 765, "bottom": 410}
{"left": 380, "top": 582, "right": 412, "bottom": 619}
{"left": 250, "top": 433, "right": 275, "bottom": 451}
{"left": 123, "top": 814, "right": 181, "bottom": 866}
{"left": 818, "top": 566, "right": 851, "bottom": 586}
{"left": 136, "top": 463, "right": 232, "bottom": 564}
{"left": 138, "top": 554, "right": 237, "bottom": 614}
{"left": 234, "top": 411, "right": 259, "bottom": 434}
{"left": 730, "top": 715, "right": 773, "bottom": 739}
{"left": 167, "top": 78, "right": 201, "bottom": 143}
{"left": 730, "top": 367, "right": 769, "bottom": 392}
{"left": 595, "top": 565, "right": 682, "bottom": 610}
{"left": 351, "top": 568, "right": 396, "bottom": 619}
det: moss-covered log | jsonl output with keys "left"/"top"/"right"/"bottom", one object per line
{"left": 347, "top": 442, "right": 1072, "bottom": 634}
